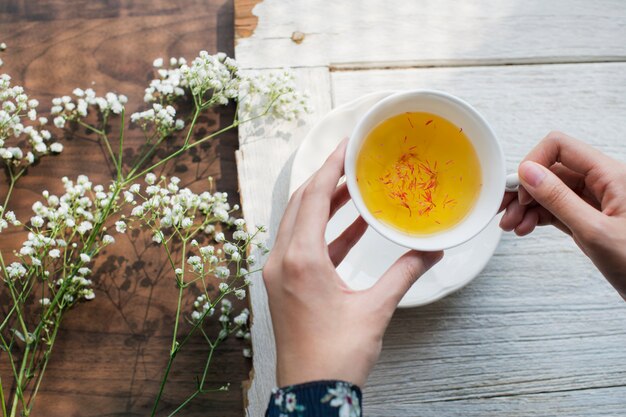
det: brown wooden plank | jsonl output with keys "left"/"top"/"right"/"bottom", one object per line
{"left": 234, "top": 0, "right": 263, "bottom": 42}
{"left": 0, "top": 1, "right": 251, "bottom": 416}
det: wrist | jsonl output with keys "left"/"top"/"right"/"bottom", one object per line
{"left": 277, "top": 351, "right": 370, "bottom": 387}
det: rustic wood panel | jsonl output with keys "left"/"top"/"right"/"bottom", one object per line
{"left": 239, "top": 62, "right": 626, "bottom": 416}
{"left": 0, "top": 1, "right": 252, "bottom": 416}
{"left": 235, "top": 67, "right": 333, "bottom": 416}
{"left": 234, "top": 0, "right": 626, "bottom": 69}
{"left": 332, "top": 64, "right": 626, "bottom": 416}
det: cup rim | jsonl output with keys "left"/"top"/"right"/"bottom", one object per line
{"left": 344, "top": 89, "right": 506, "bottom": 251}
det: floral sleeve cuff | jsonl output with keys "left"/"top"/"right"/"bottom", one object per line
{"left": 266, "top": 380, "right": 362, "bottom": 417}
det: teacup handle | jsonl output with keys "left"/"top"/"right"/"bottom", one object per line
{"left": 505, "top": 173, "right": 520, "bottom": 192}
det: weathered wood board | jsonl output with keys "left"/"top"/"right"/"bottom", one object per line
{"left": 236, "top": 0, "right": 626, "bottom": 69}
{"left": 235, "top": 1, "right": 626, "bottom": 416}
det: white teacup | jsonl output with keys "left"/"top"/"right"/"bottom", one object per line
{"left": 344, "top": 89, "right": 519, "bottom": 251}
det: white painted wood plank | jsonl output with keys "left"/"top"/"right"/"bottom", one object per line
{"left": 236, "top": 0, "right": 626, "bottom": 69}
{"left": 329, "top": 63, "right": 626, "bottom": 414}
{"left": 236, "top": 67, "right": 332, "bottom": 417}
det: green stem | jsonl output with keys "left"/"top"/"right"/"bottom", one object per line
{"left": 171, "top": 239, "right": 187, "bottom": 354}
{"left": 25, "top": 318, "right": 61, "bottom": 414}
{"left": 0, "top": 376, "right": 7, "bottom": 417}
{"left": 117, "top": 109, "right": 125, "bottom": 178}
{"left": 9, "top": 344, "right": 31, "bottom": 417}
{"left": 168, "top": 344, "right": 217, "bottom": 417}
{"left": 125, "top": 121, "right": 239, "bottom": 184}
{"left": 150, "top": 353, "right": 175, "bottom": 417}
{"left": 77, "top": 120, "right": 120, "bottom": 176}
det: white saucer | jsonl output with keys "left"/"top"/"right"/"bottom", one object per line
{"left": 289, "top": 91, "right": 502, "bottom": 307}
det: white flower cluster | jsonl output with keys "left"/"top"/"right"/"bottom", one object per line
{"left": 8, "top": 175, "right": 121, "bottom": 306}
{"left": 144, "top": 57, "right": 187, "bottom": 103}
{"left": 50, "top": 88, "right": 128, "bottom": 128}
{"left": 129, "top": 174, "right": 237, "bottom": 238}
{"left": 191, "top": 293, "right": 215, "bottom": 322}
{"left": 130, "top": 103, "right": 184, "bottom": 134}
{"left": 181, "top": 51, "right": 239, "bottom": 105}
{"left": 239, "top": 69, "right": 310, "bottom": 121}
{"left": 0, "top": 74, "right": 60, "bottom": 167}
{"left": 143, "top": 52, "right": 308, "bottom": 123}
{"left": 0, "top": 205, "right": 21, "bottom": 232}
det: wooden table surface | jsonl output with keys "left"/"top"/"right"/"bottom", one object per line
{"left": 0, "top": 1, "right": 251, "bottom": 416}
{"left": 235, "top": 1, "right": 626, "bottom": 416}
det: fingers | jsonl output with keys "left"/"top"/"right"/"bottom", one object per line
{"left": 513, "top": 209, "right": 539, "bottom": 236}
{"left": 272, "top": 177, "right": 312, "bottom": 255}
{"left": 293, "top": 139, "right": 348, "bottom": 244}
{"left": 519, "top": 132, "right": 614, "bottom": 205}
{"left": 329, "top": 182, "right": 350, "bottom": 219}
{"left": 523, "top": 132, "right": 614, "bottom": 177}
{"left": 368, "top": 250, "right": 444, "bottom": 308}
{"left": 498, "top": 192, "right": 517, "bottom": 213}
{"left": 520, "top": 160, "right": 588, "bottom": 206}
{"left": 499, "top": 198, "right": 527, "bottom": 231}
{"left": 328, "top": 216, "right": 368, "bottom": 266}
{"left": 518, "top": 160, "right": 600, "bottom": 232}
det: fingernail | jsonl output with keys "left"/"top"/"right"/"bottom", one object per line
{"left": 519, "top": 161, "right": 546, "bottom": 187}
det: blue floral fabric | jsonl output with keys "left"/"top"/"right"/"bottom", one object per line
{"left": 266, "top": 380, "right": 362, "bottom": 417}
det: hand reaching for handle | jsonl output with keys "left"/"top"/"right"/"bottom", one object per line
{"left": 500, "top": 131, "right": 626, "bottom": 297}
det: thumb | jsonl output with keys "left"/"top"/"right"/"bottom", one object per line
{"left": 518, "top": 161, "right": 599, "bottom": 232}
{"left": 369, "top": 250, "right": 443, "bottom": 308}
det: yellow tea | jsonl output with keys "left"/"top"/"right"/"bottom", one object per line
{"left": 356, "top": 112, "right": 481, "bottom": 235}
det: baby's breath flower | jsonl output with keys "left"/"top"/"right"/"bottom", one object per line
{"left": 7, "top": 262, "right": 26, "bottom": 279}
{"left": 145, "top": 173, "right": 156, "bottom": 185}
{"left": 187, "top": 255, "right": 201, "bottom": 266}
{"left": 115, "top": 220, "right": 127, "bottom": 233}
{"left": 199, "top": 245, "right": 214, "bottom": 256}
{"left": 80, "top": 253, "right": 91, "bottom": 263}
{"left": 102, "top": 234, "right": 115, "bottom": 245}
{"left": 49, "top": 249, "right": 61, "bottom": 258}
{"left": 131, "top": 103, "right": 178, "bottom": 134}
{"left": 49, "top": 142, "right": 63, "bottom": 153}
{"left": 218, "top": 282, "right": 229, "bottom": 292}
{"left": 233, "top": 308, "right": 249, "bottom": 326}
{"left": 233, "top": 230, "right": 248, "bottom": 241}
{"left": 152, "top": 230, "right": 163, "bottom": 243}
{"left": 234, "top": 289, "right": 246, "bottom": 300}
{"left": 30, "top": 216, "right": 44, "bottom": 228}
{"left": 77, "top": 220, "right": 93, "bottom": 235}
{"left": 214, "top": 232, "right": 225, "bottom": 243}
{"left": 215, "top": 266, "right": 229, "bottom": 279}
{"left": 223, "top": 243, "right": 237, "bottom": 255}
{"left": 131, "top": 205, "right": 144, "bottom": 217}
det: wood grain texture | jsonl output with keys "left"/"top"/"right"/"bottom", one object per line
{"left": 235, "top": 0, "right": 626, "bottom": 69}
{"left": 0, "top": 1, "right": 252, "bottom": 416}
{"left": 238, "top": 63, "right": 626, "bottom": 415}
{"left": 235, "top": 67, "right": 332, "bottom": 416}
{"left": 332, "top": 63, "right": 626, "bottom": 416}
{"left": 234, "top": 0, "right": 264, "bottom": 42}
{"left": 235, "top": 1, "right": 626, "bottom": 415}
